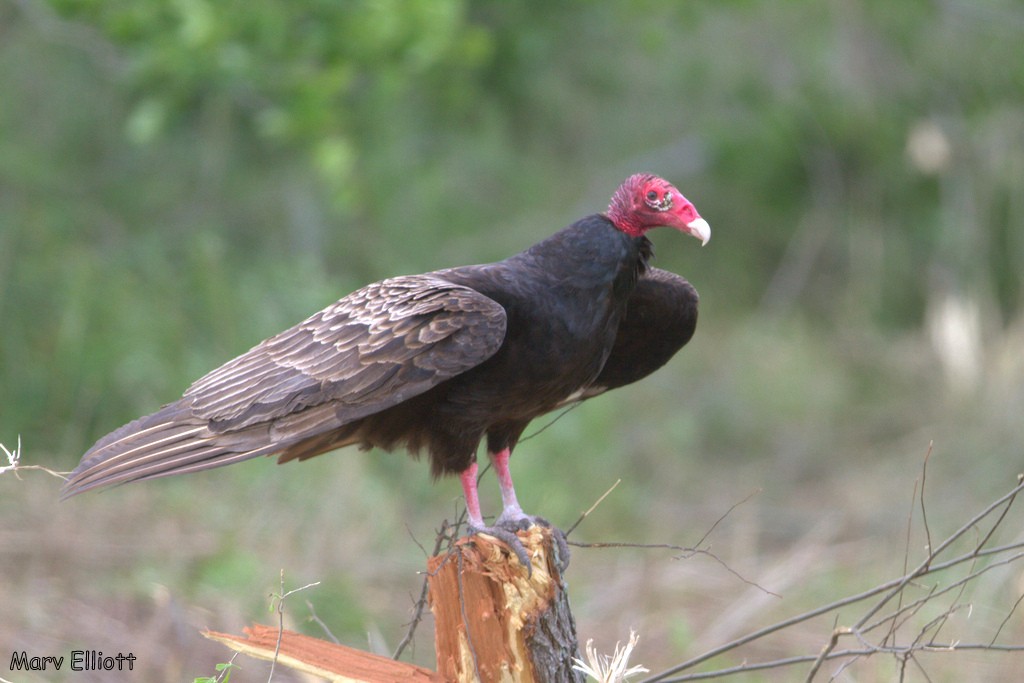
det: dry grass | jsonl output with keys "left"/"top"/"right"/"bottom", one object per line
{"left": 3, "top": 445, "right": 1023, "bottom": 682}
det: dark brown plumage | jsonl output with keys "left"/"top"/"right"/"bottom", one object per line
{"left": 64, "top": 174, "right": 708, "bottom": 537}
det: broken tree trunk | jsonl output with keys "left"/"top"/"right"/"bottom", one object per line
{"left": 428, "top": 525, "right": 583, "bottom": 683}
{"left": 204, "top": 526, "right": 582, "bottom": 682}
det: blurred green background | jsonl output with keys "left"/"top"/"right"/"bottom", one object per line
{"left": 2, "top": 0, "right": 1024, "bottom": 680}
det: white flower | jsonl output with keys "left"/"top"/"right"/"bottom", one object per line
{"left": 572, "top": 630, "right": 648, "bottom": 683}
{"left": 0, "top": 436, "right": 21, "bottom": 475}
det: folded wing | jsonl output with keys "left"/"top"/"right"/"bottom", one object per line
{"left": 63, "top": 275, "right": 507, "bottom": 496}
{"left": 566, "top": 267, "right": 698, "bottom": 403}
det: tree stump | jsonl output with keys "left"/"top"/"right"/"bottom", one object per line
{"left": 428, "top": 525, "right": 583, "bottom": 683}
{"left": 204, "top": 526, "right": 581, "bottom": 682}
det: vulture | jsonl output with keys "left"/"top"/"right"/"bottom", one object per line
{"left": 64, "top": 173, "right": 709, "bottom": 558}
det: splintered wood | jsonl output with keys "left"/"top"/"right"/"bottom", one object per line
{"left": 427, "top": 526, "right": 582, "bottom": 683}
{"left": 203, "top": 623, "right": 443, "bottom": 682}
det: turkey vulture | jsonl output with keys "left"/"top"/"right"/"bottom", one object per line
{"left": 63, "top": 174, "right": 708, "bottom": 556}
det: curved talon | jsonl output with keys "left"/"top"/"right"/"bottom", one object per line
{"left": 469, "top": 523, "right": 533, "bottom": 575}
{"left": 468, "top": 516, "right": 571, "bottom": 577}
{"left": 549, "top": 526, "right": 571, "bottom": 574}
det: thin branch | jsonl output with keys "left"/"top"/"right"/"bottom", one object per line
{"left": 906, "top": 653, "right": 932, "bottom": 683}
{"left": 643, "top": 474, "right": 1024, "bottom": 683}
{"left": 914, "top": 603, "right": 971, "bottom": 649}
{"left": 925, "top": 555, "right": 974, "bottom": 647}
{"left": 919, "top": 441, "right": 934, "bottom": 566}
{"left": 405, "top": 523, "right": 431, "bottom": 558}
{"left": 803, "top": 627, "right": 848, "bottom": 683}
{"left": 677, "top": 548, "right": 780, "bottom": 599}
{"left": 518, "top": 402, "right": 583, "bottom": 444}
{"left": 570, "top": 541, "right": 697, "bottom": 551}
{"left": 890, "top": 476, "right": 919, "bottom": 650}
{"left": 570, "top": 539, "right": 776, "bottom": 597}
{"left": 393, "top": 519, "right": 457, "bottom": 660}
{"left": 267, "top": 570, "right": 320, "bottom": 683}
{"left": 565, "top": 478, "right": 621, "bottom": 537}
{"left": 304, "top": 599, "right": 340, "bottom": 645}
{"left": 990, "top": 591, "right": 1024, "bottom": 646}
{"left": 571, "top": 488, "right": 775, "bottom": 597}
{"left": 969, "top": 472, "right": 1021, "bottom": 556}
{"left": 862, "top": 583, "right": 940, "bottom": 640}
{"left": 850, "top": 476, "right": 1024, "bottom": 635}
{"left": 650, "top": 643, "right": 1024, "bottom": 682}
{"left": 691, "top": 488, "right": 761, "bottom": 550}
{"left": 642, "top": 577, "right": 883, "bottom": 683}
{"left": 828, "top": 650, "right": 865, "bottom": 683}
{"left": 0, "top": 437, "right": 67, "bottom": 481}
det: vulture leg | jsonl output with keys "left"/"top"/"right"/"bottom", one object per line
{"left": 459, "top": 462, "right": 485, "bottom": 529}
{"left": 491, "top": 447, "right": 528, "bottom": 525}
{"left": 458, "top": 454, "right": 534, "bottom": 572}
{"left": 462, "top": 446, "right": 573, "bottom": 573}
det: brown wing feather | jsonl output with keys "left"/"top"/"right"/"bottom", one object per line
{"left": 62, "top": 275, "right": 507, "bottom": 496}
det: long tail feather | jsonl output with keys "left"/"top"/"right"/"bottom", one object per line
{"left": 62, "top": 402, "right": 282, "bottom": 497}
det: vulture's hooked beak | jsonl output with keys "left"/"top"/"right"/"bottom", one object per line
{"left": 686, "top": 217, "right": 711, "bottom": 246}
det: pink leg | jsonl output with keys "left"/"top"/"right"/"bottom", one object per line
{"left": 491, "top": 447, "right": 527, "bottom": 523}
{"left": 463, "top": 448, "right": 568, "bottom": 573}
{"left": 459, "top": 462, "right": 485, "bottom": 529}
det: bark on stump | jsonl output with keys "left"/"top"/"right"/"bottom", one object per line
{"left": 428, "top": 525, "right": 583, "bottom": 683}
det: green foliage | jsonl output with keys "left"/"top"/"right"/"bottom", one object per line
{"left": 193, "top": 659, "right": 237, "bottom": 683}
{"left": 0, "top": 0, "right": 1021, "bottom": 476}
{"left": 47, "top": 0, "right": 491, "bottom": 211}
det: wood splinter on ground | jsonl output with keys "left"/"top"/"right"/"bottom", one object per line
{"left": 204, "top": 525, "right": 580, "bottom": 682}
{"left": 202, "top": 623, "right": 443, "bottom": 682}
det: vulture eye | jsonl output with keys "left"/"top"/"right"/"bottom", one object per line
{"left": 644, "top": 188, "right": 673, "bottom": 211}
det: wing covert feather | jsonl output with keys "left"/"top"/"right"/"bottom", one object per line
{"left": 183, "top": 275, "right": 507, "bottom": 430}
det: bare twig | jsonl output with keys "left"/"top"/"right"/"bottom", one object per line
{"left": 519, "top": 402, "right": 583, "bottom": 443}
{"left": 570, "top": 539, "right": 773, "bottom": 594}
{"left": 919, "top": 441, "right": 934, "bottom": 564}
{"left": 266, "top": 570, "right": 320, "bottom": 682}
{"left": 643, "top": 472, "right": 1024, "bottom": 683}
{"left": 0, "top": 437, "right": 67, "bottom": 481}
{"left": 969, "top": 472, "right": 1021, "bottom": 556}
{"left": 649, "top": 643, "right": 1024, "bottom": 682}
{"left": 690, "top": 488, "right": 761, "bottom": 551}
{"left": 572, "top": 488, "right": 774, "bottom": 596}
{"left": 565, "top": 478, "right": 621, "bottom": 536}
{"left": 304, "top": 599, "right": 339, "bottom": 645}
{"left": 803, "top": 627, "right": 848, "bottom": 683}
{"left": 851, "top": 476, "right": 1024, "bottom": 633}
{"left": 990, "top": 591, "right": 1024, "bottom": 646}
{"left": 393, "top": 518, "right": 458, "bottom": 660}
{"left": 200, "top": 652, "right": 239, "bottom": 683}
